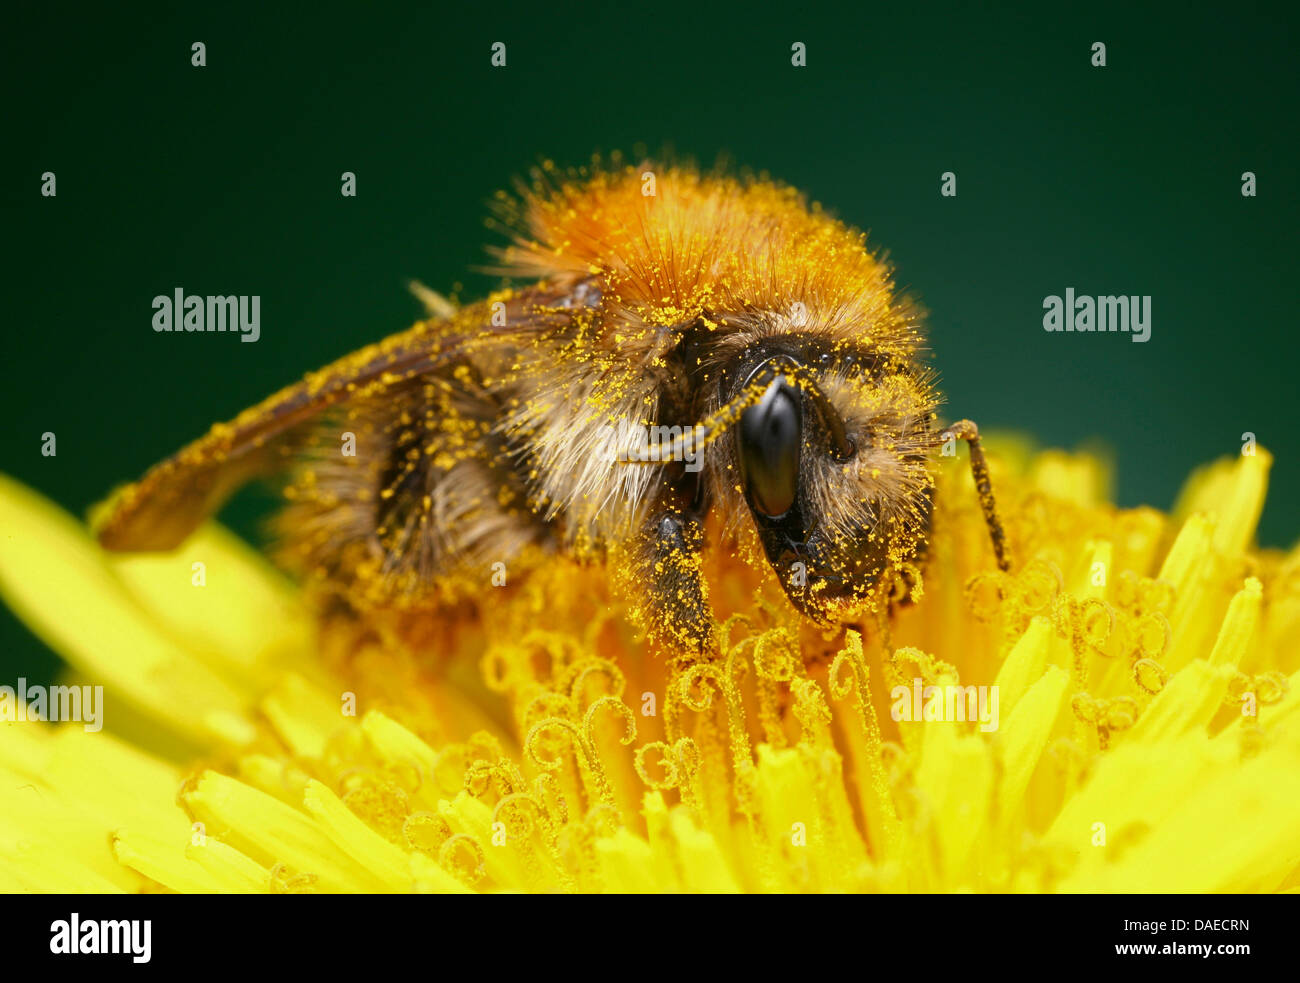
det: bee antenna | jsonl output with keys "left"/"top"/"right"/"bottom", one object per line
{"left": 943, "top": 419, "right": 1012, "bottom": 573}
{"left": 618, "top": 356, "right": 856, "bottom": 466}
{"left": 740, "top": 356, "right": 856, "bottom": 460}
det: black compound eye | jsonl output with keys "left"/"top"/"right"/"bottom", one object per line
{"left": 737, "top": 378, "right": 801, "bottom": 518}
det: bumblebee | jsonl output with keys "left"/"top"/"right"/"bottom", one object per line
{"left": 98, "top": 162, "right": 1009, "bottom": 653}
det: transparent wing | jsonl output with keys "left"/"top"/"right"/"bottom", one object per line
{"left": 96, "top": 289, "right": 570, "bottom": 551}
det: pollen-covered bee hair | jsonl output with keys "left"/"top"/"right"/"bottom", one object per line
{"left": 97, "top": 159, "right": 1010, "bottom": 655}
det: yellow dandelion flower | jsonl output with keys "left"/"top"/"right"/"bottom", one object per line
{"left": 0, "top": 441, "right": 1297, "bottom": 894}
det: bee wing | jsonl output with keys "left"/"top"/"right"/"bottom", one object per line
{"left": 97, "top": 289, "right": 571, "bottom": 551}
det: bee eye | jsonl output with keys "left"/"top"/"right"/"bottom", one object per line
{"left": 737, "top": 378, "right": 801, "bottom": 518}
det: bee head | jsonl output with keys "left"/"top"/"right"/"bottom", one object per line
{"left": 723, "top": 340, "right": 938, "bottom": 623}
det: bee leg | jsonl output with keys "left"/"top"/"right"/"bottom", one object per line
{"left": 944, "top": 419, "right": 1012, "bottom": 572}
{"left": 628, "top": 504, "right": 716, "bottom": 661}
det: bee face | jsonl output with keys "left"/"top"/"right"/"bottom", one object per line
{"left": 711, "top": 331, "right": 939, "bottom": 623}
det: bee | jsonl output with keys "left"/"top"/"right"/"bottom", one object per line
{"left": 97, "top": 161, "right": 1010, "bottom": 655}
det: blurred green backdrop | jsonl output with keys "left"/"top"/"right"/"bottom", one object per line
{"left": 3, "top": 1, "right": 1297, "bottom": 682}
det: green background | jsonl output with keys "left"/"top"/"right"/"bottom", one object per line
{"left": 3, "top": 1, "right": 1297, "bottom": 682}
